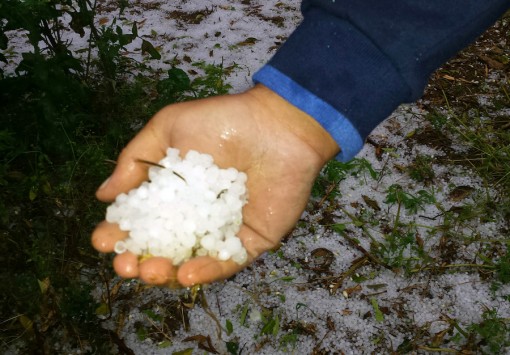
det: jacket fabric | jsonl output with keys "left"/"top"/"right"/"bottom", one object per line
{"left": 254, "top": 0, "right": 510, "bottom": 161}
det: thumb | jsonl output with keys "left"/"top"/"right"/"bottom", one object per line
{"left": 96, "top": 120, "right": 168, "bottom": 202}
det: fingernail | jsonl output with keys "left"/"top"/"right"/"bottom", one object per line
{"left": 99, "top": 176, "right": 111, "bottom": 190}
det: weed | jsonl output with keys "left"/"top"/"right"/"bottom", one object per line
{"left": 190, "top": 60, "right": 235, "bottom": 97}
{"left": 385, "top": 184, "right": 436, "bottom": 215}
{"left": 312, "top": 158, "right": 378, "bottom": 200}
{"left": 427, "top": 110, "right": 449, "bottom": 130}
{"left": 495, "top": 249, "right": 510, "bottom": 284}
{"left": 479, "top": 248, "right": 510, "bottom": 285}
{"left": 408, "top": 154, "right": 435, "bottom": 184}
{"left": 226, "top": 341, "right": 240, "bottom": 355}
{"left": 259, "top": 312, "right": 280, "bottom": 337}
{"left": 465, "top": 308, "right": 510, "bottom": 353}
{"left": 279, "top": 329, "right": 299, "bottom": 350}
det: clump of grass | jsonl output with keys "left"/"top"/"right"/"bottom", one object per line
{"left": 312, "top": 158, "right": 378, "bottom": 202}
{"left": 450, "top": 110, "right": 510, "bottom": 199}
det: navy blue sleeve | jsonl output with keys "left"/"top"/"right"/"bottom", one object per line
{"left": 254, "top": 1, "right": 510, "bottom": 161}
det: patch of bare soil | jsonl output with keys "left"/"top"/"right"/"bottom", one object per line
{"left": 423, "top": 11, "right": 510, "bottom": 110}
{"left": 166, "top": 8, "right": 216, "bottom": 28}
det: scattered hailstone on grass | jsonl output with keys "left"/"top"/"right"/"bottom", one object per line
{"left": 106, "top": 148, "right": 248, "bottom": 266}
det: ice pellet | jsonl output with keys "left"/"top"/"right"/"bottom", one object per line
{"left": 106, "top": 148, "right": 248, "bottom": 266}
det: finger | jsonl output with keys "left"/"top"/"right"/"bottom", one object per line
{"left": 177, "top": 256, "right": 246, "bottom": 287}
{"left": 96, "top": 117, "right": 170, "bottom": 202}
{"left": 91, "top": 221, "right": 128, "bottom": 253}
{"left": 139, "top": 257, "right": 177, "bottom": 286}
{"left": 113, "top": 251, "right": 139, "bottom": 278}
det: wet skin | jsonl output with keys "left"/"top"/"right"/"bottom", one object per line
{"left": 92, "top": 84, "right": 340, "bottom": 287}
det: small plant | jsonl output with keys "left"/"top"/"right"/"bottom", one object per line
{"left": 154, "top": 60, "right": 235, "bottom": 110}
{"left": 367, "top": 185, "right": 437, "bottom": 270}
{"left": 467, "top": 308, "right": 510, "bottom": 353}
{"left": 479, "top": 247, "right": 510, "bottom": 286}
{"left": 190, "top": 61, "right": 235, "bottom": 97}
{"left": 259, "top": 312, "right": 280, "bottom": 337}
{"left": 426, "top": 110, "right": 448, "bottom": 130}
{"left": 312, "top": 160, "right": 351, "bottom": 199}
{"left": 351, "top": 157, "right": 379, "bottom": 183}
{"left": 385, "top": 184, "right": 435, "bottom": 215}
{"left": 408, "top": 154, "right": 435, "bottom": 184}
{"left": 312, "top": 158, "right": 378, "bottom": 199}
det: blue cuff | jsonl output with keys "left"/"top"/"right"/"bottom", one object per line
{"left": 253, "top": 65, "right": 363, "bottom": 162}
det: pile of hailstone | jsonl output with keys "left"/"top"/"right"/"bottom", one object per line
{"left": 106, "top": 148, "right": 248, "bottom": 266}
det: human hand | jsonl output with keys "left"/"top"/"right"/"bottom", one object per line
{"left": 91, "top": 84, "right": 339, "bottom": 287}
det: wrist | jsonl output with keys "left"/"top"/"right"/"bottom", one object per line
{"left": 244, "top": 84, "right": 340, "bottom": 165}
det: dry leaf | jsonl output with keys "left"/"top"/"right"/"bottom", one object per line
{"left": 341, "top": 308, "right": 353, "bottom": 316}
{"left": 19, "top": 315, "right": 33, "bottom": 332}
{"left": 448, "top": 185, "right": 475, "bottom": 201}
{"left": 416, "top": 234, "right": 424, "bottom": 249}
{"left": 430, "top": 327, "right": 450, "bottom": 347}
{"left": 236, "top": 37, "right": 258, "bottom": 46}
{"left": 38, "top": 277, "right": 50, "bottom": 294}
{"left": 183, "top": 334, "right": 219, "bottom": 354}
{"left": 362, "top": 195, "right": 381, "bottom": 211}
{"left": 98, "top": 17, "right": 110, "bottom": 25}
{"left": 478, "top": 54, "right": 506, "bottom": 69}
{"left": 343, "top": 284, "right": 362, "bottom": 296}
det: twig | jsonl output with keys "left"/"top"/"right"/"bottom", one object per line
{"left": 339, "top": 230, "right": 392, "bottom": 270}
{"left": 135, "top": 158, "right": 187, "bottom": 182}
{"left": 329, "top": 256, "right": 369, "bottom": 294}
{"left": 416, "top": 346, "right": 458, "bottom": 353}
{"left": 316, "top": 182, "right": 340, "bottom": 209}
{"left": 198, "top": 288, "right": 224, "bottom": 339}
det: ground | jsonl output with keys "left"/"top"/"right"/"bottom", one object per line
{"left": 2, "top": 1, "right": 509, "bottom": 354}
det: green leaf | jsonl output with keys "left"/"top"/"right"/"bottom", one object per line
{"left": 132, "top": 21, "right": 138, "bottom": 37}
{"left": 19, "top": 315, "right": 33, "bottom": 332}
{"left": 0, "top": 29, "right": 8, "bottom": 50}
{"left": 37, "top": 277, "right": 50, "bottom": 294}
{"left": 158, "top": 340, "right": 172, "bottom": 348}
{"left": 331, "top": 223, "right": 347, "bottom": 233}
{"left": 119, "top": 34, "right": 135, "bottom": 46}
{"left": 273, "top": 314, "right": 280, "bottom": 336}
{"left": 226, "top": 341, "right": 239, "bottom": 355}
{"left": 370, "top": 297, "right": 384, "bottom": 323}
{"left": 240, "top": 303, "right": 249, "bottom": 327}
{"left": 279, "top": 276, "right": 295, "bottom": 282}
{"left": 225, "top": 319, "right": 233, "bottom": 335}
{"left": 351, "top": 274, "right": 367, "bottom": 283}
{"left": 95, "top": 303, "right": 109, "bottom": 315}
{"left": 143, "top": 308, "right": 163, "bottom": 321}
{"left": 69, "top": 9, "right": 92, "bottom": 37}
{"left": 141, "top": 39, "right": 161, "bottom": 59}
{"left": 260, "top": 314, "right": 279, "bottom": 336}
{"left": 136, "top": 325, "right": 148, "bottom": 340}
{"left": 166, "top": 67, "right": 191, "bottom": 91}
{"left": 29, "top": 185, "right": 38, "bottom": 201}
{"left": 172, "top": 348, "right": 193, "bottom": 355}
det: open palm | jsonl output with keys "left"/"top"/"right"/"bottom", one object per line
{"left": 92, "top": 84, "right": 339, "bottom": 287}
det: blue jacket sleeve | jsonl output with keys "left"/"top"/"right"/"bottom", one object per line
{"left": 253, "top": 0, "right": 510, "bottom": 161}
